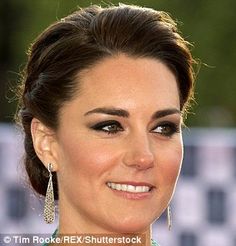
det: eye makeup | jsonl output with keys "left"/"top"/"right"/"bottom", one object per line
{"left": 89, "top": 120, "right": 124, "bottom": 134}
{"left": 151, "top": 121, "right": 180, "bottom": 137}
{"left": 88, "top": 118, "right": 180, "bottom": 138}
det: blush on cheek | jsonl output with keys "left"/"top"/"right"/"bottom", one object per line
{"left": 62, "top": 139, "right": 119, "bottom": 177}
{"left": 166, "top": 161, "right": 182, "bottom": 185}
{"left": 159, "top": 149, "right": 183, "bottom": 186}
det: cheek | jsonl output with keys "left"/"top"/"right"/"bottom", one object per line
{"left": 158, "top": 143, "right": 183, "bottom": 186}
{"left": 58, "top": 136, "right": 118, "bottom": 177}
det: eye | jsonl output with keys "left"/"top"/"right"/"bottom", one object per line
{"left": 90, "top": 120, "right": 124, "bottom": 134}
{"left": 151, "top": 122, "right": 180, "bottom": 137}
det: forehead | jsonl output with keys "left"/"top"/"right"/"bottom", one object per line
{"left": 62, "top": 54, "right": 180, "bottom": 117}
{"left": 79, "top": 55, "right": 179, "bottom": 104}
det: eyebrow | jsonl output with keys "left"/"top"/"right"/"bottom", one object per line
{"left": 151, "top": 108, "right": 181, "bottom": 120}
{"left": 84, "top": 107, "right": 129, "bottom": 117}
{"left": 84, "top": 107, "right": 181, "bottom": 119}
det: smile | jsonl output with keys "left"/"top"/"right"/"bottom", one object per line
{"left": 106, "top": 182, "right": 152, "bottom": 193}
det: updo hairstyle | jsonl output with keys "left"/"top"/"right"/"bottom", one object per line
{"left": 16, "top": 4, "right": 196, "bottom": 199}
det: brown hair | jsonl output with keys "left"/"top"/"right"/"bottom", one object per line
{"left": 16, "top": 4, "right": 195, "bottom": 200}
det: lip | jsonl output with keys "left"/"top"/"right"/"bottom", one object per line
{"left": 108, "top": 181, "right": 154, "bottom": 187}
{"left": 106, "top": 181, "right": 155, "bottom": 200}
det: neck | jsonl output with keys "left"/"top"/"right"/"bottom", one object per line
{"left": 58, "top": 226, "right": 152, "bottom": 246}
{"left": 58, "top": 194, "right": 153, "bottom": 246}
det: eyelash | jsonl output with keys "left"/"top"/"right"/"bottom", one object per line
{"left": 90, "top": 120, "right": 123, "bottom": 135}
{"left": 151, "top": 121, "right": 180, "bottom": 137}
{"left": 90, "top": 120, "right": 180, "bottom": 137}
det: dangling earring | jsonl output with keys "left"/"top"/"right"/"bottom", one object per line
{"left": 167, "top": 205, "right": 172, "bottom": 230}
{"left": 44, "top": 163, "right": 55, "bottom": 224}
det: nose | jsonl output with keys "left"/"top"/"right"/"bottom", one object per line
{"left": 122, "top": 134, "right": 154, "bottom": 170}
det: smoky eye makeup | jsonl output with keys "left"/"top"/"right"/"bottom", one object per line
{"left": 151, "top": 121, "right": 181, "bottom": 137}
{"left": 89, "top": 120, "right": 124, "bottom": 134}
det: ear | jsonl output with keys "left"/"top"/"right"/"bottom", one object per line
{"left": 31, "top": 118, "right": 59, "bottom": 171}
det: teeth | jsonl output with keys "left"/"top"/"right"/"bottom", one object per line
{"left": 107, "top": 182, "right": 151, "bottom": 193}
{"left": 116, "top": 184, "right": 121, "bottom": 191}
{"left": 121, "top": 184, "right": 127, "bottom": 191}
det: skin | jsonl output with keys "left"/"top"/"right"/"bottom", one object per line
{"left": 31, "top": 54, "right": 183, "bottom": 245}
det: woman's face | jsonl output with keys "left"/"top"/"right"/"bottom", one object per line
{"left": 54, "top": 54, "right": 183, "bottom": 233}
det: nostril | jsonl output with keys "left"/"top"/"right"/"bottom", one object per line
{"left": 123, "top": 152, "right": 154, "bottom": 170}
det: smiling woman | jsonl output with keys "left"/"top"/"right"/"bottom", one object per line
{"left": 15, "top": 3, "right": 195, "bottom": 246}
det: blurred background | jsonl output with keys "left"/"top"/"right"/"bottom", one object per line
{"left": 0, "top": 0, "right": 235, "bottom": 246}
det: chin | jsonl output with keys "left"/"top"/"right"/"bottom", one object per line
{"left": 107, "top": 217, "right": 152, "bottom": 234}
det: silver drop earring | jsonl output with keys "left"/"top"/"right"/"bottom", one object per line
{"left": 44, "top": 163, "right": 55, "bottom": 224}
{"left": 167, "top": 205, "right": 172, "bottom": 230}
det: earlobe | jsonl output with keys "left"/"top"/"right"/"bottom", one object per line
{"left": 31, "top": 118, "right": 59, "bottom": 171}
